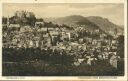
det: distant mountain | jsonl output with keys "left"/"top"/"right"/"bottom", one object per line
{"left": 86, "top": 16, "right": 123, "bottom": 36}
{"left": 44, "top": 15, "right": 123, "bottom": 36}
{"left": 45, "top": 15, "right": 101, "bottom": 31}
{"left": 45, "top": 15, "right": 93, "bottom": 25}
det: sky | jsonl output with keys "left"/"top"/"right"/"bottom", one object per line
{"left": 2, "top": 3, "right": 124, "bottom": 25}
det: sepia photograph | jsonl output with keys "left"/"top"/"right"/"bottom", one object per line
{"left": 2, "top": 3, "right": 125, "bottom": 76}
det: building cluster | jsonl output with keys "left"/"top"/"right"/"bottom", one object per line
{"left": 3, "top": 16, "right": 121, "bottom": 68}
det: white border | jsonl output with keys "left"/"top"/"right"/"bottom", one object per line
{"left": 0, "top": 0, "right": 127, "bottom": 80}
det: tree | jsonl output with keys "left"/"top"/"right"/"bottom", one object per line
{"left": 2, "top": 17, "right": 7, "bottom": 24}
{"left": 36, "top": 18, "right": 44, "bottom": 22}
{"left": 26, "top": 12, "right": 36, "bottom": 26}
{"left": 117, "top": 35, "right": 124, "bottom": 58}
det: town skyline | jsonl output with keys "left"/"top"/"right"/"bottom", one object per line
{"left": 3, "top": 3, "right": 124, "bottom": 25}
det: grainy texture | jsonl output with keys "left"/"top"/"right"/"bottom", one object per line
{"left": 2, "top": 3, "right": 124, "bottom": 76}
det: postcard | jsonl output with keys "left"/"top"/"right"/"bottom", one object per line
{"left": 0, "top": 0, "right": 127, "bottom": 80}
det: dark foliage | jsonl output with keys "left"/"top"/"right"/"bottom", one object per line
{"left": 117, "top": 35, "right": 124, "bottom": 58}
{"left": 2, "top": 48, "right": 124, "bottom": 76}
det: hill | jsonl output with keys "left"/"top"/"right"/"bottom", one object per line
{"left": 44, "top": 15, "right": 123, "bottom": 36}
{"left": 86, "top": 16, "right": 123, "bottom": 36}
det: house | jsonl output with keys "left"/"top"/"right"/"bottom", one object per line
{"left": 97, "top": 41, "right": 102, "bottom": 47}
{"left": 79, "top": 38, "right": 84, "bottom": 44}
{"left": 109, "top": 55, "right": 118, "bottom": 68}
{"left": 50, "top": 31, "right": 59, "bottom": 36}
{"left": 61, "top": 32, "right": 71, "bottom": 41}
{"left": 86, "top": 56, "right": 97, "bottom": 65}
{"left": 111, "top": 39, "right": 117, "bottom": 44}
{"left": 29, "top": 40, "right": 34, "bottom": 47}
{"left": 39, "top": 27, "right": 48, "bottom": 32}
{"left": 92, "top": 39, "right": 97, "bottom": 45}
{"left": 74, "top": 58, "right": 85, "bottom": 66}
{"left": 32, "top": 40, "right": 39, "bottom": 47}
{"left": 100, "top": 33, "right": 107, "bottom": 38}
{"left": 8, "top": 24, "right": 20, "bottom": 28}
{"left": 109, "top": 31, "right": 115, "bottom": 36}
{"left": 35, "top": 21, "right": 44, "bottom": 27}
{"left": 48, "top": 28, "right": 55, "bottom": 31}
{"left": 51, "top": 35, "right": 60, "bottom": 46}
{"left": 95, "top": 29, "right": 100, "bottom": 33}
{"left": 20, "top": 26, "right": 33, "bottom": 32}
{"left": 2, "top": 24, "right": 7, "bottom": 27}
{"left": 81, "top": 44, "right": 87, "bottom": 51}
{"left": 44, "top": 36, "right": 52, "bottom": 47}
